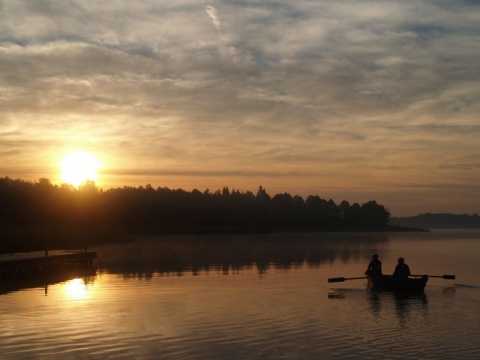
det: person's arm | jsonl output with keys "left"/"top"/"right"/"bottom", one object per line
{"left": 365, "top": 261, "right": 372, "bottom": 274}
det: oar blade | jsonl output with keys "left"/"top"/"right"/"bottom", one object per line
{"left": 412, "top": 274, "right": 456, "bottom": 280}
{"left": 328, "top": 277, "right": 346, "bottom": 283}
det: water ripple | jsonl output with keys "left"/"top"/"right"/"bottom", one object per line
{"left": 1, "top": 265, "right": 479, "bottom": 359}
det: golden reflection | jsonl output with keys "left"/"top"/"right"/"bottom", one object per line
{"left": 64, "top": 278, "right": 89, "bottom": 300}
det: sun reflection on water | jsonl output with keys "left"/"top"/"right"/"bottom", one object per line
{"left": 64, "top": 278, "right": 90, "bottom": 301}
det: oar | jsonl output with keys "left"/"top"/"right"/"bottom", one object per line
{"left": 328, "top": 276, "right": 368, "bottom": 283}
{"left": 411, "top": 274, "right": 455, "bottom": 280}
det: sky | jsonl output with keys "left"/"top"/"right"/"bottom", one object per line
{"left": 1, "top": 0, "right": 479, "bottom": 216}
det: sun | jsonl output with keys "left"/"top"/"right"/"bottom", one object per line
{"left": 60, "top": 151, "right": 102, "bottom": 187}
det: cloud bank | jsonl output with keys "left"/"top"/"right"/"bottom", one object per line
{"left": 1, "top": 0, "right": 479, "bottom": 215}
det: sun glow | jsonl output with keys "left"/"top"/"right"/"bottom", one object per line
{"left": 60, "top": 151, "right": 102, "bottom": 187}
{"left": 64, "top": 278, "right": 89, "bottom": 300}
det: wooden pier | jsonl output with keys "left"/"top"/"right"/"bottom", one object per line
{"left": 0, "top": 250, "right": 97, "bottom": 278}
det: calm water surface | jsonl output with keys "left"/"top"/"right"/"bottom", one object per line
{"left": 1, "top": 230, "right": 479, "bottom": 359}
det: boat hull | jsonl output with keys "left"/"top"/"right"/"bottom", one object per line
{"left": 368, "top": 275, "right": 428, "bottom": 292}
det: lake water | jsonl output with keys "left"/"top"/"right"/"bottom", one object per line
{"left": 1, "top": 230, "right": 479, "bottom": 359}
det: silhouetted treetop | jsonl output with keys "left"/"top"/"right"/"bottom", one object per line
{"left": 0, "top": 177, "right": 391, "bottom": 231}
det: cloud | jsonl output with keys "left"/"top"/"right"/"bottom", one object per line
{"left": 204, "top": 4, "right": 221, "bottom": 32}
{"left": 1, "top": 0, "right": 479, "bottom": 214}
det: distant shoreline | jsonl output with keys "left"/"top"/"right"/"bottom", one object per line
{"left": 0, "top": 224, "right": 428, "bottom": 254}
{"left": 390, "top": 213, "right": 480, "bottom": 229}
{"left": 110, "top": 224, "right": 429, "bottom": 234}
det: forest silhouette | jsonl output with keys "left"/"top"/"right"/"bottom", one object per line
{"left": 0, "top": 177, "right": 397, "bottom": 252}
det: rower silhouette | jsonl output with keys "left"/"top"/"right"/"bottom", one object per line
{"left": 393, "top": 257, "right": 411, "bottom": 279}
{"left": 365, "top": 254, "right": 382, "bottom": 278}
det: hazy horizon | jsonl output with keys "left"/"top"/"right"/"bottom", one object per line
{"left": 1, "top": 1, "right": 479, "bottom": 217}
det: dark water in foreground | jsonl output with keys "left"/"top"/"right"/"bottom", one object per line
{"left": 0, "top": 230, "right": 479, "bottom": 359}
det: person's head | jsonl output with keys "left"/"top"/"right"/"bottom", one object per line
{"left": 398, "top": 257, "right": 405, "bottom": 264}
{"left": 373, "top": 254, "right": 379, "bottom": 259}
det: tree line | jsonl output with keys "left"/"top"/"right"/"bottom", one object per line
{"left": 0, "top": 177, "right": 391, "bottom": 232}
{"left": 390, "top": 213, "right": 480, "bottom": 229}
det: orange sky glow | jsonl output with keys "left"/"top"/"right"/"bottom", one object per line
{"left": 1, "top": 1, "right": 479, "bottom": 216}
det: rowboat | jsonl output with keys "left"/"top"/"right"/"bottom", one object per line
{"left": 328, "top": 274, "right": 454, "bottom": 292}
{"left": 367, "top": 275, "right": 428, "bottom": 292}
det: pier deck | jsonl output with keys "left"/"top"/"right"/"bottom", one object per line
{"left": 0, "top": 250, "right": 97, "bottom": 278}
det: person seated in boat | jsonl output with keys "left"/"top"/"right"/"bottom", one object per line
{"left": 365, "top": 254, "right": 382, "bottom": 278}
{"left": 393, "top": 257, "right": 411, "bottom": 280}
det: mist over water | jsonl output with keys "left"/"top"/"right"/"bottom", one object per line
{"left": 1, "top": 230, "right": 479, "bottom": 359}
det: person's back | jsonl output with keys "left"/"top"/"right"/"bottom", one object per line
{"left": 365, "top": 254, "right": 382, "bottom": 278}
{"left": 393, "top": 257, "right": 410, "bottom": 279}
